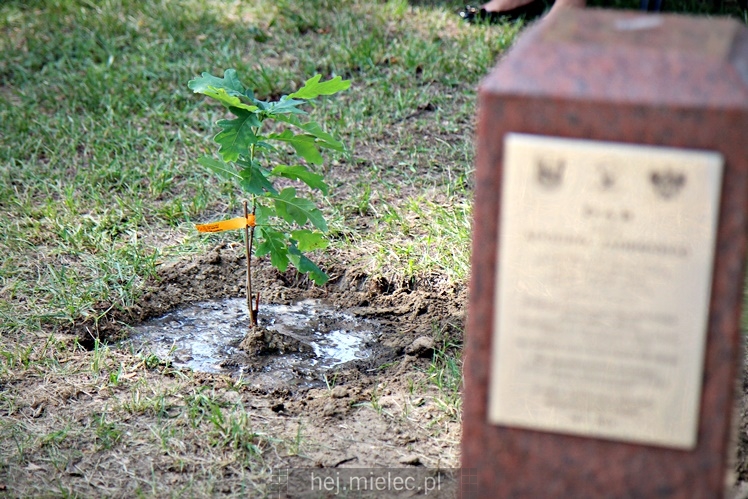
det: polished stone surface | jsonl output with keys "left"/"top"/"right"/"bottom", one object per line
{"left": 463, "top": 9, "right": 748, "bottom": 498}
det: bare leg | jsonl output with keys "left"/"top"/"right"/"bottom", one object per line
{"left": 481, "top": 0, "right": 585, "bottom": 14}
{"left": 481, "top": 0, "right": 537, "bottom": 12}
{"left": 547, "top": 0, "right": 586, "bottom": 13}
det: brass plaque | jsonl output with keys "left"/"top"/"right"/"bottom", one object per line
{"left": 488, "top": 134, "right": 723, "bottom": 449}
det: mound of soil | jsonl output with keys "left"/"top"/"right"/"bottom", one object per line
{"left": 114, "top": 243, "right": 465, "bottom": 470}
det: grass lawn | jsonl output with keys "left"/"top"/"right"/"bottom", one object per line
{"left": 1, "top": 0, "right": 746, "bottom": 496}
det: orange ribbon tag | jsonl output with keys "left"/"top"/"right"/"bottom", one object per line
{"left": 195, "top": 215, "right": 256, "bottom": 233}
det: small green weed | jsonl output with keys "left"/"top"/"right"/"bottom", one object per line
{"left": 121, "top": 386, "right": 173, "bottom": 418}
{"left": 93, "top": 411, "right": 122, "bottom": 451}
{"left": 40, "top": 428, "right": 70, "bottom": 448}
{"left": 185, "top": 387, "right": 225, "bottom": 428}
{"left": 208, "top": 406, "right": 271, "bottom": 463}
{"left": 426, "top": 326, "right": 463, "bottom": 420}
{"left": 90, "top": 338, "right": 109, "bottom": 374}
{"left": 323, "top": 371, "right": 339, "bottom": 392}
{"left": 287, "top": 422, "right": 305, "bottom": 456}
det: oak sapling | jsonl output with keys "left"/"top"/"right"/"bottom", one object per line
{"left": 189, "top": 69, "right": 350, "bottom": 327}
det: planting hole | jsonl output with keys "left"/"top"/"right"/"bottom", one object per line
{"left": 126, "top": 299, "right": 377, "bottom": 388}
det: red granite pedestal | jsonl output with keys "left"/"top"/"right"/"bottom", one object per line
{"left": 462, "top": 9, "right": 748, "bottom": 498}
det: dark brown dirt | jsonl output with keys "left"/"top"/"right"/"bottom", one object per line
{"left": 130, "top": 243, "right": 465, "bottom": 466}
{"left": 126, "top": 241, "right": 466, "bottom": 350}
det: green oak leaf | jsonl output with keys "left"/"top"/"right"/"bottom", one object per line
{"left": 205, "top": 88, "right": 258, "bottom": 112}
{"left": 273, "top": 188, "right": 327, "bottom": 231}
{"left": 265, "top": 97, "right": 307, "bottom": 115}
{"left": 268, "top": 129, "right": 323, "bottom": 165}
{"left": 294, "top": 120, "right": 343, "bottom": 152}
{"left": 289, "top": 74, "right": 351, "bottom": 100}
{"left": 288, "top": 243, "right": 329, "bottom": 285}
{"left": 291, "top": 230, "right": 328, "bottom": 251}
{"left": 189, "top": 69, "right": 258, "bottom": 111}
{"left": 270, "top": 165, "right": 328, "bottom": 194}
{"left": 237, "top": 160, "right": 277, "bottom": 195}
{"left": 254, "top": 203, "right": 272, "bottom": 225}
{"left": 273, "top": 114, "right": 344, "bottom": 152}
{"left": 214, "top": 107, "right": 261, "bottom": 162}
{"left": 256, "top": 228, "right": 289, "bottom": 271}
{"left": 189, "top": 69, "right": 244, "bottom": 94}
{"left": 197, "top": 156, "right": 240, "bottom": 181}
{"left": 255, "top": 140, "right": 276, "bottom": 152}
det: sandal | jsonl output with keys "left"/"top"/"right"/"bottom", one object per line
{"left": 458, "top": 0, "right": 547, "bottom": 24}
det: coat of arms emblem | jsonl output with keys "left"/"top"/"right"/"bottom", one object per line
{"left": 650, "top": 169, "right": 686, "bottom": 200}
{"left": 535, "top": 159, "right": 565, "bottom": 190}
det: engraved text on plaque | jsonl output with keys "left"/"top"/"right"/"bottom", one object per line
{"left": 488, "top": 133, "right": 723, "bottom": 449}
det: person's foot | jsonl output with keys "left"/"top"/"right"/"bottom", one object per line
{"left": 459, "top": 0, "right": 585, "bottom": 24}
{"left": 458, "top": 0, "right": 547, "bottom": 24}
